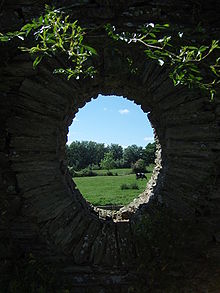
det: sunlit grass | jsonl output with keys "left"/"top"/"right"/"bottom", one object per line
{"left": 73, "top": 166, "right": 154, "bottom": 206}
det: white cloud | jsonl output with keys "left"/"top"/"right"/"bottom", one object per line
{"left": 119, "top": 109, "right": 130, "bottom": 115}
{"left": 144, "top": 136, "right": 154, "bottom": 142}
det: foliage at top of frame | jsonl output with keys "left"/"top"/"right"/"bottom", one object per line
{"left": 1, "top": 5, "right": 219, "bottom": 99}
{"left": 105, "top": 22, "right": 220, "bottom": 100}
{"left": 0, "top": 5, "right": 97, "bottom": 80}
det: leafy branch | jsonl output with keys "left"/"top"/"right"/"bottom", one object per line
{"left": 1, "top": 5, "right": 219, "bottom": 99}
{"left": 105, "top": 23, "right": 220, "bottom": 99}
{"left": 0, "top": 5, "right": 97, "bottom": 80}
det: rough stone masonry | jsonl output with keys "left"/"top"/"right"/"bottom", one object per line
{"left": 0, "top": 1, "right": 220, "bottom": 292}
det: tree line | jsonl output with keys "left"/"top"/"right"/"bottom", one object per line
{"left": 66, "top": 141, "right": 156, "bottom": 171}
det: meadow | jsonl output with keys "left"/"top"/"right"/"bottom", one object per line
{"left": 74, "top": 166, "right": 154, "bottom": 206}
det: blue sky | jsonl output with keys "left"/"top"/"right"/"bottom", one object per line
{"left": 67, "top": 94, "right": 154, "bottom": 147}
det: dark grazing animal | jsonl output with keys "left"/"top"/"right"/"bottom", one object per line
{"left": 136, "top": 172, "right": 147, "bottom": 180}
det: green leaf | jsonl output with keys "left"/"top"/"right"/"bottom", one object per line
{"left": 21, "top": 23, "right": 33, "bottom": 32}
{"left": 33, "top": 56, "right": 43, "bottom": 69}
{"left": 210, "top": 65, "right": 217, "bottom": 75}
{"left": 211, "top": 40, "right": 220, "bottom": 48}
{"left": 185, "top": 46, "right": 198, "bottom": 50}
{"left": 199, "top": 45, "right": 208, "bottom": 52}
{"left": 190, "top": 67, "right": 200, "bottom": 74}
{"left": 146, "top": 39, "right": 159, "bottom": 44}
{"left": 83, "top": 45, "right": 98, "bottom": 55}
{"left": 0, "top": 34, "right": 11, "bottom": 41}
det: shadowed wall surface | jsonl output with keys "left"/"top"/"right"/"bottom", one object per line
{"left": 0, "top": 1, "right": 220, "bottom": 292}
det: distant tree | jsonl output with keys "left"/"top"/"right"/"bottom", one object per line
{"left": 86, "top": 141, "right": 105, "bottom": 166}
{"left": 143, "top": 142, "right": 156, "bottom": 165}
{"left": 114, "top": 158, "right": 126, "bottom": 169}
{"left": 95, "top": 143, "right": 107, "bottom": 165}
{"left": 123, "top": 145, "right": 143, "bottom": 167}
{"left": 100, "top": 152, "right": 115, "bottom": 170}
{"left": 66, "top": 140, "right": 156, "bottom": 170}
{"left": 66, "top": 140, "right": 107, "bottom": 170}
{"left": 109, "top": 144, "right": 123, "bottom": 161}
{"left": 132, "top": 159, "right": 146, "bottom": 174}
{"left": 67, "top": 141, "right": 88, "bottom": 170}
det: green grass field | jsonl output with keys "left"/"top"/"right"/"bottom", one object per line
{"left": 74, "top": 166, "right": 154, "bottom": 206}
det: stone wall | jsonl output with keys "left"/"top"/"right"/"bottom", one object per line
{"left": 0, "top": 1, "right": 220, "bottom": 291}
